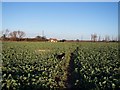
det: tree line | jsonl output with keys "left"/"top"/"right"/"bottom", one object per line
{"left": 90, "top": 33, "right": 118, "bottom": 42}
{"left": 0, "top": 29, "right": 118, "bottom": 42}
{"left": 1, "top": 29, "right": 48, "bottom": 41}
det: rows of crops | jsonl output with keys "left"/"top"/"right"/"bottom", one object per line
{"left": 1, "top": 42, "right": 120, "bottom": 89}
{"left": 2, "top": 42, "right": 77, "bottom": 89}
{"left": 66, "top": 43, "right": 120, "bottom": 89}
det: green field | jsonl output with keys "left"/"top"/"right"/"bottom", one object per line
{"left": 1, "top": 42, "right": 120, "bottom": 89}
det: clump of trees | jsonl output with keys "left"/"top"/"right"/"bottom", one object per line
{"left": 1, "top": 29, "right": 25, "bottom": 41}
{"left": 91, "top": 33, "right": 118, "bottom": 42}
{"left": 35, "top": 35, "right": 47, "bottom": 41}
{"left": 9, "top": 31, "right": 25, "bottom": 41}
{"left": 10, "top": 31, "right": 24, "bottom": 38}
{"left": 59, "top": 39, "right": 66, "bottom": 42}
{"left": 1, "top": 29, "right": 48, "bottom": 41}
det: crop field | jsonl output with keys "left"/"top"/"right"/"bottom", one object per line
{"left": 1, "top": 42, "right": 120, "bottom": 90}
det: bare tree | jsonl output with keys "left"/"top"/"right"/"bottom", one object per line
{"left": 17, "top": 30, "right": 25, "bottom": 38}
{"left": 91, "top": 34, "right": 97, "bottom": 42}
{"left": 105, "top": 35, "right": 110, "bottom": 42}
{"left": 9, "top": 31, "right": 17, "bottom": 38}
{"left": 1, "top": 29, "right": 9, "bottom": 38}
{"left": 115, "top": 37, "right": 118, "bottom": 41}
{"left": 9, "top": 31, "right": 18, "bottom": 40}
{"left": 98, "top": 35, "right": 101, "bottom": 41}
{"left": 9, "top": 30, "right": 25, "bottom": 41}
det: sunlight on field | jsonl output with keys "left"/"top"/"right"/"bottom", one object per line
{"left": 1, "top": 42, "right": 119, "bottom": 89}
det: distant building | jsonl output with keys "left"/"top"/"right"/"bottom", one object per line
{"left": 49, "top": 38, "right": 58, "bottom": 42}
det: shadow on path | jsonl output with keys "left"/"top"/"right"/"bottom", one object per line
{"left": 65, "top": 47, "right": 98, "bottom": 89}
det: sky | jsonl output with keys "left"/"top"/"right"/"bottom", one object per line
{"left": 2, "top": 2, "right": 118, "bottom": 40}
{"left": 1, "top": 0, "right": 119, "bottom": 2}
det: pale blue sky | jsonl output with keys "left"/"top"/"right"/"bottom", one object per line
{"left": 2, "top": 2, "right": 118, "bottom": 40}
{"left": 1, "top": 0, "right": 119, "bottom": 2}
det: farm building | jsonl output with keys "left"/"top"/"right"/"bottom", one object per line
{"left": 49, "top": 38, "right": 58, "bottom": 42}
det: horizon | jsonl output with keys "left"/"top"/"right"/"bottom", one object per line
{"left": 2, "top": 2, "right": 118, "bottom": 40}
